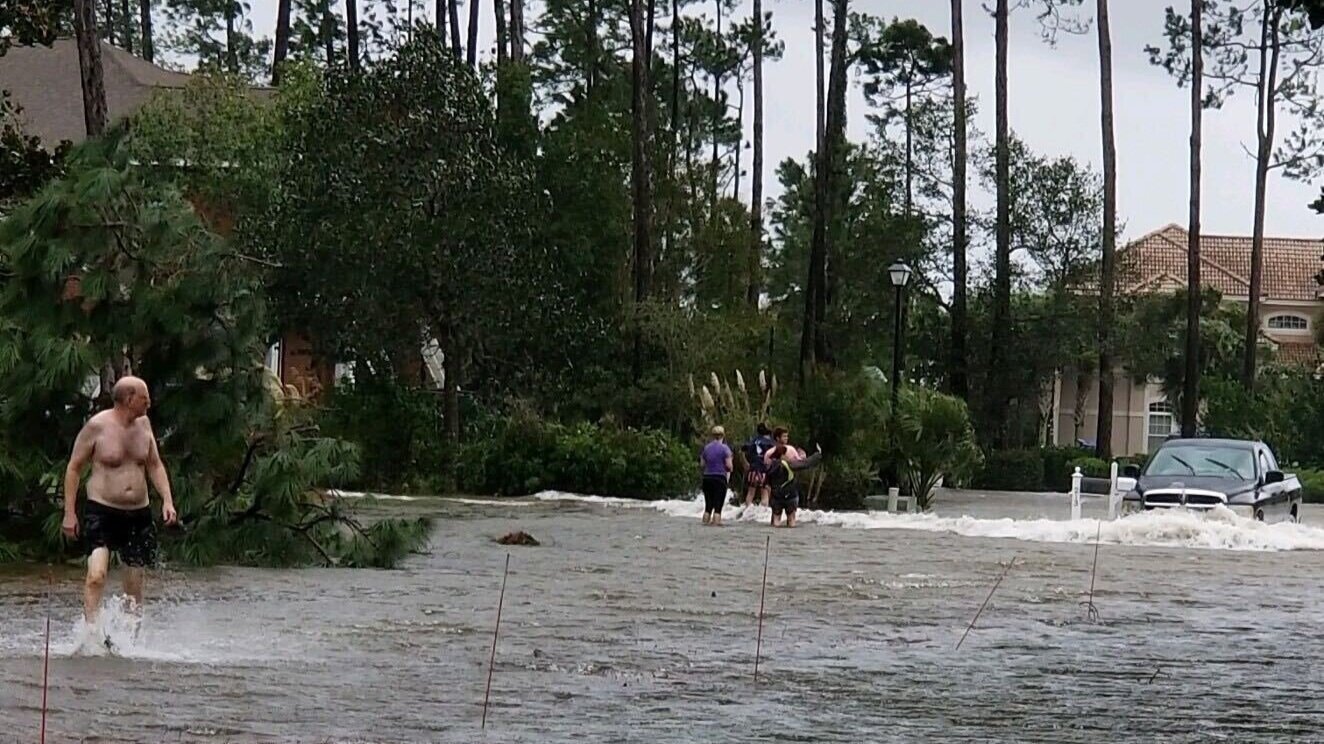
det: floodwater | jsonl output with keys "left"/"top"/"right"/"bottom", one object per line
{"left": 2, "top": 489, "right": 1323, "bottom": 743}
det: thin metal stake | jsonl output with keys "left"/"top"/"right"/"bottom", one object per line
{"left": 40, "top": 571, "right": 52, "bottom": 744}
{"left": 753, "top": 535, "right": 771, "bottom": 684}
{"left": 956, "top": 555, "right": 1016, "bottom": 651}
{"left": 481, "top": 553, "right": 510, "bottom": 729}
{"left": 1084, "top": 519, "right": 1102, "bottom": 623}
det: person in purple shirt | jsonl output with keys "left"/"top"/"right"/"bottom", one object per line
{"left": 699, "top": 425, "right": 733, "bottom": 526}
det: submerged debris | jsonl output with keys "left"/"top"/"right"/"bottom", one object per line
{"left": 497, "top": 531, "right": 541, "bottom": 546}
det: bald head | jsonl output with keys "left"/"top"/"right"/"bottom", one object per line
{"left": 111, "top": 375, "right": 151, "bottom": 417}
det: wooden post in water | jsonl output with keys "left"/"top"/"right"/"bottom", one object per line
{"left": 481, "top": 553, "right": 511, "bottom": 729}
{"left": 753, "top": 535, "right": 770, "bottom": 684}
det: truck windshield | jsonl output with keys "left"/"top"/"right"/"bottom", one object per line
{"left": 1146, "top": 445, "right": 1254, "bottom": 481}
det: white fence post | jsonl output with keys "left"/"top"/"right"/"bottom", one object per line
{"left": 1070, "top": 467, "right": 1083, "bottom": 521}
{"left": 1108, "top": 461, "right": 1120, "bottom": 520}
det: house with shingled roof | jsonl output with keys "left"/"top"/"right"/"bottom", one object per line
{"left": 1052, "top": 223, "right": 1323, "bottom": 456}
{"left": 0, "top": 40, "right": 343, "bottom": 394}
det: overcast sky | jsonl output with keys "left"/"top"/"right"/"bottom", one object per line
{"left": 245, "top": 0, "right": 1324, "bottom": 242}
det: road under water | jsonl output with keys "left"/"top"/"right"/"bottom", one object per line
{"left": 2, "top": 490, "right": 1323, "bottom": 743}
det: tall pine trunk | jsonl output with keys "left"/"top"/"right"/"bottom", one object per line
{"left": 346, "top": 0, "right": 359, "bottom": 71}
{"left": 950, "top": 0, "right": 968, "bottom": 400}
{"left": 494, "top": 0, "right": 508, "bottom": 64}
{"left": 815, "top": 0, "right": 825, "bottom": 153}
{"left": 510, "top": 0, "right": 524, "bottom": 61}
{"left": 710, "top": 0, "right": 722, "bottom": 214}
{"left": 991, "top": 0, "right": 1011, "bottom": 445}
{"left": 448, "top": 0, "right": 462, "bottom": 58}
{"left": 103, "top": 0, "right": 116, "bottom": 44}
{"left": 802, "top": 0, "right": 847, "bottom": 381}
{"left": 322, "top": 2, "right": 335, "bottom": 66}
{"left": 1095, "top": 0, "right": 1117, "bottom": 459}
{"left": 121, "top": 0, "right": 133, "bottom": 53}
{"left": 139, "top": 0, "right": 154, "bottom": 61}
{"left": 1182, "top": 0, "right": 1203, "bottom": 437}
{"left": 629, "top": 0, "right": 654, "bottom": 382}
{"left": 273, "top": 0, "right": 291, "bottom": 82}
{"left": 747, "top": 0, "right": 764, "bottom": 308}
{"left": 438, "top": 0, "right": 447, "bottom": 49}
{"left": 467, "top": 0, "right": 480, "bottom": 67}
{"left": 1243, "top": 5, "right": 1281, "bottom": 389}
{"left": 73, "top": 0, "right": 108, "bottom": 138}
{"left": 225, "top": 2, "right": 238, "bottom": 73}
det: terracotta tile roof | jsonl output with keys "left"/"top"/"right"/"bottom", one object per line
{"left": 0, "top": 39, "right": 193, "bottom": 147}
{"left": 1118, "top": 223, "right": 1322, "bottom": 302}
{"left": 1275, "top": 341, "right": 1321, "bottom": 367}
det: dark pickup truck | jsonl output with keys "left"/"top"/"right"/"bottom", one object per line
{"left": 1120, "top": 438, "right": 1303, "bottom": 523}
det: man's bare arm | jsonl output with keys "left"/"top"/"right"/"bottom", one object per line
{"left": 145, "top": 426, "right": 177, "bottom": 524}
{"left": 63, "top": 423, "right": 97, "bottom": 537}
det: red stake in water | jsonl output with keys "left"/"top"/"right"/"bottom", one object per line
{"left": 753, "top": 535, "right": 771, "bottom": 685}
{"left": 481, "top": 553, "right": 511, "bottom": 730}
{"left": 40, "top": 571, "right": 53, "bottom": 744}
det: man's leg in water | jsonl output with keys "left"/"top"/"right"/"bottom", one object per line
{"left": 84, "top": 547, "right": 110, "bottom": 623}
{"left": 122, "top": 567, "right": 145, "bottom": 613}
{"left": 786, "top": 509, "right": 797, "bottom": 528}
{"left": 760, "top": 487, "right": 770, "bottom": 508}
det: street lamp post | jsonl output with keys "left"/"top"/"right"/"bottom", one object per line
{"left": 888, "top": 261, "right": 912, "bottom": 415}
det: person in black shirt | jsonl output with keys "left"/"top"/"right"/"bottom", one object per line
{"left": 763, "top": 443, "right": 822, "bottom": 527}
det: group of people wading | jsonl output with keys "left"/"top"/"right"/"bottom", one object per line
{"left": 699, "top": 423, "right": 822, "bottom": 528}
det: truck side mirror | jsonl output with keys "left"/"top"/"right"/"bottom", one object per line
{"left": 1122, "top": 464, "right": 1140, "bottom": 479}
{"left": 1264, "top": 470, "right": 1284, "bottom": 485}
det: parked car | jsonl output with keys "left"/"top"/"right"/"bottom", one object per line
{"left": 1120, "top": 438, "right": 1303, "bottom": 523}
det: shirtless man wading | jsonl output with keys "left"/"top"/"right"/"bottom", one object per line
{"left": 62, "top": 376, "right": 177, "bottom": 627}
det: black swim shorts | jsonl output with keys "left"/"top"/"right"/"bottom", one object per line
{"left": 83, "top": 500, "right": 157, "bottom": 568}
{"left": 770, "top": 492, "right": 799, "bottom": 516}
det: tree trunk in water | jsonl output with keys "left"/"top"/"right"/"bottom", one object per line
{"left": 493, "top": 0, "right": 507, "bottom": 65}
{"left": 747, "top": 0, "right": 764, "bottom": 308}
{"left": 346, "top": 0, "right": 359, "bottom": 71}
{"left": 510, "top": 0, "right": 524, "bottom": 61}
{"left": 1244, "top": 6, "right": 1280, "bottom": 390}
{"left": 73, "top": 0, "right": 108, "bottom": 138}
{"left": 139, "top": 0, "right": 154, "bottom": 61}
{"left": 991, "top": 0, "right": 1011, "bottom": 445}
{"left": 272, "top": 0, "right": 291, "bottom": 82}
{"left": 448, "top": 0, "right": 462, "bottom": 58}
{"left": 225, "top": 3, "right": 238, "bottom": 73}
{"left": 815, "top": 0, "right": 825, "bottom": 154}
{"left": 1182, "top": 0, "right": 1203, "bottom": 437}
{"left": 629, "top": 0, "right": 654, "bottom": 382}
{"left": 949, "top": 0, "right": 968, "bottom": 400}
{"left": 1094, "top": 0, "right": 1116, "bottom": 460}
{"left": 467, "top": 0, "right": 480, "bottom": 67}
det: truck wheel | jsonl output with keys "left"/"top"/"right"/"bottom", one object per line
{"left": 1255, "top": 509, "right": 1266, "bottom": 522}
{"left": 1288, "top": 505, "right": 1299, "bottom": 524}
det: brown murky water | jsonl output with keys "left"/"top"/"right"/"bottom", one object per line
{"left": 2, "top": 491, "right": 1323, "bottom": 743}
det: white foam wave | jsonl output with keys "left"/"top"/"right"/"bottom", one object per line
{"left": 327, "top": 490, "right": 420, "bottom": 501}
{"left": 532, "top": 491, "right": 1324, "bottom": 552}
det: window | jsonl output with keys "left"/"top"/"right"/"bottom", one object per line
{"left": 1147, "top": 401, "right": 1178, "bottom": 453}
{"left": 1267, "top": 314, "right": 1309, "bottom": 331}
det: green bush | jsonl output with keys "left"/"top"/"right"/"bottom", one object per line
{"left": 975, "top": 449, "right": 1045, "bottom": 492}
{"left": 851, "top": 383, "right": 983, "bottom": 511}
{"left": 1042, "top": 446, "right": 1091, "bottom": 491}
{"left": 458, "top": 407, "right": 693, "bottom": 499}
{"left": 1298, "top": 469, "right": 1324, "bottom": 504}
{"left": 317, "top": 376, "right": 448, "bottom": 493}
{"left": 1066, "top": 456, "right": 1110, "bottom": 479}
{"left": 811, "top": 457, "right": 877, "bottom": 511}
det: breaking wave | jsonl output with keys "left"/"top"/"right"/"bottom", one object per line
{"left": 532, "top": 491, "right": 1324, "bottom": 552}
